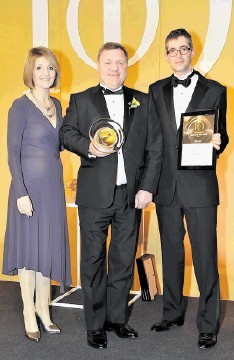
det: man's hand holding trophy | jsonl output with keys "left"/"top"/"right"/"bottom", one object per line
{"left": 89, "top": 118, "right": 125, "bottom": 156}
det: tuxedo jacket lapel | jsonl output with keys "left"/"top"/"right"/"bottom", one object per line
{"left": 163, "top": 79, "right": 177, "bottom": 133}
{"left": 123, "top": 87, "right": 134, "bottom": 138}
{"left": 186, "top": 77, "right": 209, "bottom": 112}
{"left": 92, "top": 85, "right": 110, "bottom": 120}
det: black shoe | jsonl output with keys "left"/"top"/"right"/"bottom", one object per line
{"left": 151, "top": 318, "right": 184, "bottom": 332}
{"left": 198, "top": 333, "right": 217, "bottom": 349}
{"left": 104, "top": 322, "right": 138, "bottom": 338}
{"left": 87, "top": 329, "right": 107, "bottom": 349}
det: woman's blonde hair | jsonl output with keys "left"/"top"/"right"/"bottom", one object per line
{"left": 23, "top": 46, "right": 60, "bottom": 89}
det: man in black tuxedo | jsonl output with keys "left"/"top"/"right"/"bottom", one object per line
{"left": 59, "top": 42, "right": 161, "bottom": 349}
{"left": 148, "top": 29, "right": 228, "bottom": 349}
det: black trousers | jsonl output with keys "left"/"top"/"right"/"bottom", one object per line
{"left": 156, "top": 191, "right": 220, "bottom": 334}
{"left": 78, "top": 186, "right": 141, "bottom": 330}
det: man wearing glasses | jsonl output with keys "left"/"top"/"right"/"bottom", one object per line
{"left": 148, "top": 29, "right": 228, "bottom": 349}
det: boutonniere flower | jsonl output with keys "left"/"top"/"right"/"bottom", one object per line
{"left": 128, "top": 96, "right": 140, "bottom": 114}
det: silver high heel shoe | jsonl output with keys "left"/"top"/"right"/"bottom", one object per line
{"left": 25, "top": 330, "right": 41, "bottom": 342}
{"left": 36, "top": 313, "right": 61, "bottom": 334}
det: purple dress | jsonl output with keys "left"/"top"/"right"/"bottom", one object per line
{"left": 3, "top": 95, "right": 71, "bottom": 290}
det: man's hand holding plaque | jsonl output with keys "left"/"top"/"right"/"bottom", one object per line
{"left": 178, "top": 109, "right": 219, "bottom": 170}
{"left": 89, "top": 118, "right": 125, "bottom": 156}
{"left": 211, "top": 133, "right": 221, "bottom": 150}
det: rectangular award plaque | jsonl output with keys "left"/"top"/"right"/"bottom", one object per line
{"left": 178, "top": 109, "right": 219, "bottom": 170}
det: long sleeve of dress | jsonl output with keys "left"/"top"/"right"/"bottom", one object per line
{"left": 59, "top": 94, "right": 91, "bottom": 160}
{"left": 7, "top": 99, "right": 28, "bottom": 199}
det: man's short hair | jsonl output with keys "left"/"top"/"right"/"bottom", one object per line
{"left": 97, "top": 42, "right": 128, "bottom": 61}
{"left": 165, "top": 28, "right": 193, "bottom": 52}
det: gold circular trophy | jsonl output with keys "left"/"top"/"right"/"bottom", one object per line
{"left": 89, "top": 118, "right": 125, "bottom": 153}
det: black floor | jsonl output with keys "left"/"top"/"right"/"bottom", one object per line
{"left": 0, "top": 281, "right": 234, "bottom": 360}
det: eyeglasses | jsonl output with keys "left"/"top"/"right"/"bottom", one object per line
{"left": 166, "top": 46, "right": 191, "bottom": 57}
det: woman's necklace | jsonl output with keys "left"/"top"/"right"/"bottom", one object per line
{"left": 30, "top": 89, "right": 55, "bottom": 119}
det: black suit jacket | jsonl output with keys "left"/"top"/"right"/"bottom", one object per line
{"left": 59, "top": 84, "right": 162, "bottom": 208}
{"left": 149, "top": 71, "right": 228, "bottom": 207}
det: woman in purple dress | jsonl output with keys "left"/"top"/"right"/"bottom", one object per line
{"left": 3, "top": 47, "right": 71, "bottom": 342}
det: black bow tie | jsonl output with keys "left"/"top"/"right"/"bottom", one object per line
{"left": 171, "top": 71, "right": 195, "bottom": 88}
{"left": 101, "top": 87, "right": 124, "bottom": 95}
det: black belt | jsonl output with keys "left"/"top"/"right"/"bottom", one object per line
{"left": 116, "top": 184, "right": 127, "bottom": 189}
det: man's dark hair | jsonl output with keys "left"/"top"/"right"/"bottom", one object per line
{"left": 165, "top": 28, "right": 193, "bottom": 51}
{"left": 97, "top": 42, "right": 128, "bottom": 61}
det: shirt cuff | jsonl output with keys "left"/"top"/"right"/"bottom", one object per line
{"left": 88, "top": 151, "right": 96, "bottom": 159}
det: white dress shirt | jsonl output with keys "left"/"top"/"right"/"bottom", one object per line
{"left": 101, "top": 84, "right": 127, "bottom": 185}
{"left": 173, "top": 71, "right": 198, "bottom": 129}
